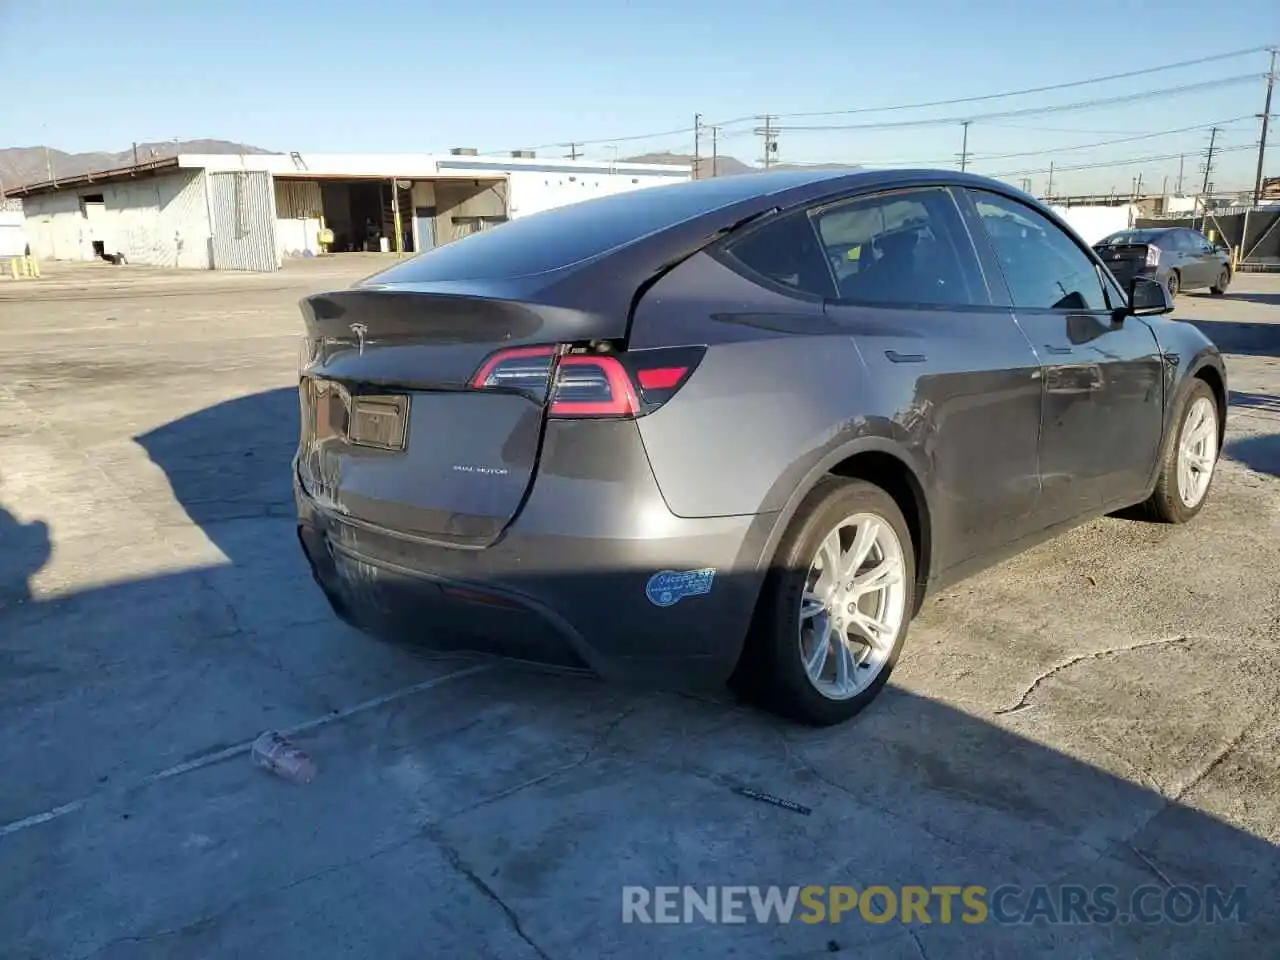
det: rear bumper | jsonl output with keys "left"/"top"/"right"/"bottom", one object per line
{"left": 294, "top": 424, "right": 775, "bottom": 688}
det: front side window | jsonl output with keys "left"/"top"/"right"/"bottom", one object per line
{"left": 969, "top": 190, "right": 1108, "bottom": 311}
{"left": 811, "top": 187, "right": 982, "bottom": 307}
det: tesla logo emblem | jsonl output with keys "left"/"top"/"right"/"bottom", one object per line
{"left": 349, "top": 323, "right": 368, "bottom": 355}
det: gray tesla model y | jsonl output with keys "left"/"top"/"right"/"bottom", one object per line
{"left": 294, "top": 169, "right": 1227, "bottom": 726}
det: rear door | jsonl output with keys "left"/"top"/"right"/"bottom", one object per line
{"left": 814, "top": 186, "right": 1045, "bottom": 572}
{"left": 960, "top": 188, "right": 1165, "bottom": 523}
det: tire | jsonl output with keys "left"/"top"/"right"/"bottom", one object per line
{"left": 1210, "top": 268, "right": 1230, "bottom": 296}
{"left": 1166, "top": 271, "right": 1180, "bottom": 300}
{"left": 734, "top": 477, "right": 916, "bottom": 726}
{"left": 1140, "top": 380, "right": 1220, "bottom": 524}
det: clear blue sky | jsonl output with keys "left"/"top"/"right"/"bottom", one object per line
{"left": 1, "top": 0, "right": 1276, "bottom": 195}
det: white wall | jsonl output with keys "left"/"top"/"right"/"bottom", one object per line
{"left": 22, "top": 170, "right": 212, "bottom": 268}
{"left": 274, "top": 180, "right": 323, "bottom": 259}
{"left": 1051, "top": 204, "right": 1137, "bottom": 245}
{"left": 0, "top": 209, "right": 30, "bottom": 257}
{"left": 507, "top": 168, "right": 685, "bottom": 219}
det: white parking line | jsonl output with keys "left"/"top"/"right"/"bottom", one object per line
{"left": 0, "top": 662, "right": 490, "bottom": 840}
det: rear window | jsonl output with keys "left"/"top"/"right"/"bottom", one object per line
{"left": 1097, "top": 230, "right": 1162, "bottom": 246}
{"left": 362, "top": 175, "right": 800, "bottom": 283}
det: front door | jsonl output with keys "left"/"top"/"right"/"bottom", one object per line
{"left": 961, "top": 188, "right": 1165, "bottom": 524}
{"left": 811, "top": 186, "right": 1045, "bottom": 572}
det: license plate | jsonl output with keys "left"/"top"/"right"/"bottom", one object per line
{"left": 348, "top": 395, "right": 409, "bottom": 451}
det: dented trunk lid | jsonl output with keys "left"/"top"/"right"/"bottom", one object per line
{"left": 296, "top": 284, "right": 627, "bottom": 546}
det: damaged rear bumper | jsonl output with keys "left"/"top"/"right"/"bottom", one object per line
{"left": 294, "top": 460, "right": 773, "bottom": 689}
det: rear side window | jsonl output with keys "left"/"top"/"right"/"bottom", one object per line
{"left": 721, "top": 213, "right": 837, "bottom": 298}
{"left": 363, "top": 176, "right": 785, "bottom": 283}
{"left": 812, "top": 187, "right": 984, "bottom": 306}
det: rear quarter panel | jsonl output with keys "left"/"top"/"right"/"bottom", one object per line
{"left": 630, "top": 251, "right": 923, "bottom": 522}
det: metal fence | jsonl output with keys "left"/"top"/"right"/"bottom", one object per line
{"left": 1135, "top": 206, "right": 1280, "bottom": 271}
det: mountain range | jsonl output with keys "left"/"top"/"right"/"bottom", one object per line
{"left": 0, "top": 140, "right": 270, "bottom": 192}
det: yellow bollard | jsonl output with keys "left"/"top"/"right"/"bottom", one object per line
{"left": 26, "top": 256, "right": 39, "bottom": 278}
{"left": 8, "top": 258, "right": 16, "bottom": 280}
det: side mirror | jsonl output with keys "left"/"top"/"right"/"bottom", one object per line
{"left": 1128, "top": 275, "right": 1174, "bottom": 317}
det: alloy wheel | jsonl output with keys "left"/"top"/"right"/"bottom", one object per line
{"left": 1177, "top": 396, "right": 1218, "bottom": 508}
{"left": 798, "top": 513, "right": 907, "bottom": 700}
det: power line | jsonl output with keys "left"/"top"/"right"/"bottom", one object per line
{"left": 716, "top": 46, "right": 1273, "bottom": 123}
{"left": 967, "top": 117, "right": 1254, "bottom": 163}
{"left": 772, "top": 75, "right": 1261, "bottom": 133}
{"left": 497, "top": 48, "right": 1273, "bottom": 156}
{"left": 987, "top": 143, "right": 1254, "bottom": 179}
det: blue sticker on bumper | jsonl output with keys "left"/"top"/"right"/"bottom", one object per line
{"left": 645, "top": 567, "right": 716, "bottom": 607}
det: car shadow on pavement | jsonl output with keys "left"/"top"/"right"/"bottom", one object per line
{"left": 1, "top": 387, "right": 1278, "bottom": 957}
{"left": 1213, "top": 292, "right": 1280, "bottom": 308}
{"left": 1186, "top": 318, "right": 1280, "bottom": 357}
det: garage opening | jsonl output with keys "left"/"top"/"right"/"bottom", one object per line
{"left": 273, "top": 177, "right": 509, "bottom": 259}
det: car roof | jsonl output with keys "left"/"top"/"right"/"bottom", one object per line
{"left": 364, "top": 167, "right": 1032, "bottom": 287}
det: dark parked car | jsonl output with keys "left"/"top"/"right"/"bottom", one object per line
{"left": 1093, "top": 226, "right": 1231, "bottom": 300}
{"left": 294, "top": 170, "right": 1226, "bottom": 726}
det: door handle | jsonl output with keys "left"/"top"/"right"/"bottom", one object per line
{"left": 885, "top": 350, "right": 927, "bottom": 363}
{"left": 1043, "top": 345, "right": 1073, "bottom": 356}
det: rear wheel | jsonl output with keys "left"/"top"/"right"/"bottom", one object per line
{"left": 1140, "top": 380, "right": 1219, "bottom": 523}
{"left": 736, "top": 478, "right": 915, "bottom": 726}
{"left": 1167, "top": 271, "right": 1180, "bottom": 300}
{"left": 1210, "top": 268, "right": 1230, "bottom": 295}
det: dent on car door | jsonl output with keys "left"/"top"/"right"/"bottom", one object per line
{"left": 960, "top": 189, "right": 1165, "bottom": 522}
{"left": 813, "top": 186, "right": 1043, "bottom": 574}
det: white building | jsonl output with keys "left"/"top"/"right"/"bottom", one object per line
{"left": 11, "top": 150, "right": 691, "bottom": 272}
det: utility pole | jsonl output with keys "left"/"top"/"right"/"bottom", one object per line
{"left": 1176, "top": 154, "right": 1185, "bottom": 194}
{"left": 1135, "top": 171, "right": 1143, "bottom": 198}
{"left": 754, "top": 115, "right": 779, "bottom": 169}
{"left": 1200, "top": 126, "right": 1220, "bottom": 229}
{"left": 693, "top": 113, "right": 702, "bottom": 180}
{"left": 1253, "top": 47, "right": 1277, "bottom": 204}
{"left": 710, "top": 125, "right": 720, "bottom": 177}
{"left": 1046, "top": 162, "right": 1054, "bottom": 201}
{"left": 957, "top": 121, "right": 972, "bottom": 172}
{"left": 564, "top": 143, "right": 581, "bottom": 160}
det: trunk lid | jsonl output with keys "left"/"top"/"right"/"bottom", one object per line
{"left": 296, "top": 285, "right": 625, "bottom": 546}
{"left": 1095, "top": 242, "right": 1149, "bottom": 264}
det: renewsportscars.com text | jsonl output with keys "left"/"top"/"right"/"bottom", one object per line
{"left": 621, "top": 884, "right": 1247, "bottom": 926}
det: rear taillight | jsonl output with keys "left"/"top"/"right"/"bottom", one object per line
{"left": 469, "top": 345, "right": 704, "bottom": 418}
{"left": 1145, "top": 245, "right": 1161, "bottom": 267}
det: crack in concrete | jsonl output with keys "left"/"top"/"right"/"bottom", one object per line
{"left": 906, "top": 927, "right": 930, "bottom": 960}
{"left": 995, "top": 635, "right": 1198, "bottom": 716}
{"left": 441, "top": 701, "right": 644, "bottom": 822}
{"left": 425, "top": 825, "right": 553, "bottom": 960}
{"left": 1170, "top": 719, "right": 1255, "bottom": 803}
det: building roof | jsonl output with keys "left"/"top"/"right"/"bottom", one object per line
{"left": 10, "top": 151, "right": 692, "bottom": 197}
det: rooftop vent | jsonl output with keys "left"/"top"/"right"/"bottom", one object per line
{"left": 510, "top": 150, "right": 536, "bottom": 159}
{"left": 449, "top": 147, "right": 479, "bottom": 156}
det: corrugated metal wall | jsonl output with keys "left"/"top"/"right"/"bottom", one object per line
{"left": 209, "top": 170, "right": 277, "bottom": 272}
{"left": 274, "top": 180, "right": 322, "bottom": 219}
{"left": 19, "top": 171, "right": 212, "bottom": 267}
